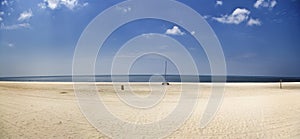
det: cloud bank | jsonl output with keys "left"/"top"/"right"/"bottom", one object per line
{"left": 18, "top": 9, "right": 33, "bottom": 21}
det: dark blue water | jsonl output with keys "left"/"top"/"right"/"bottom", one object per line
{"left": 0, "top": 75, "right": 299, "bottom": 82}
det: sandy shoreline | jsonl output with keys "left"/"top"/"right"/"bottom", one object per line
{"left": 0, "top": 82, "right": 299, "bottom": 138}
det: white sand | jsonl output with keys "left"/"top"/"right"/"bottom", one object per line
{"left": 0, "top": 82, "right": 299, "bottom": 138}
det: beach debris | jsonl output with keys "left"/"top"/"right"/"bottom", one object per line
{"left": 162, "top": 82, "right": 170, "bottom": 85}
{"left": 280, "top": 79, "right": 282, "bottom": 89}
{"left": 121, "top": 85, "right": 124, "bottom": 90}
{"left": 60, "top": 91, "right": 68, "bottom": 94}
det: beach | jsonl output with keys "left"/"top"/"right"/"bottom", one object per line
{"left": 0, "top": 82, "right": 300, "bottom": 138}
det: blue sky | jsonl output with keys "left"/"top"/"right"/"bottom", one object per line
{"left": 0, "top": 0, "right": 299, "bottom": 77}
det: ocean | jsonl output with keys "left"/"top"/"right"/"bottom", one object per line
{"left": 0, "top": 75, "right": 299, "bottom": 82}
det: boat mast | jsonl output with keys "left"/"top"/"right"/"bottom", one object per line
{"left": 164, "top": 60, "right": 167, "bottom": 81}
{"left": 162, "top": 60, "right": 169, "bottom": 85}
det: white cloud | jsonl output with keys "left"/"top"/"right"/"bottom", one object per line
{"left": 8, "top": 43, "right": 14, "bottom": 48}
{"left": 1, "top": 0, "right": 8, "bottom": 6}
{"left": 141, "top": 33, "right": 157, "bottom": 38}
{"left": 61, "top": 0, "right": 78, "bottom": 10}
{"left": 82, "top": 2, "right": 88, "bottom": 7}
{"left": 254, "top": 0, "right": 277, "bottom": 9}
{"left": 39, "top": 0, "right": 88, "bottom": 10}
{"left": 254, "top": 0, "right": 263, "bottom": 8}
{"left": 270, "top": 0, "right": 277, "bottom": 8}
{"left": 46, "top": 0, "right": 60, "bottom": 9}
{"left": 38, "top": 3, "right": 47, "bottom": 9}
{"left": 212, "top": 8, "right": 250, "bottom": 24}
{"left": 165, "top": 26, "right": 185, "bottom": 35}
{"left": 0, "top": 23, "right": 30, "bottom": 30}
{"left": 216, "top": 0, "right": 223, "bottom": 6}
{"left": 18, "top": 9, "right": 33, "bottom": 21}
{"left": 247, "top": 18, "right": 262, "bottom": 26}
{"left": 116, "top": 6, "right": 131, "bottom": 13}
{"left": 191, "top": 31, "right": 196, "bottom": 35}
{"left": 203, "top": 15, "right": 210, "bottom": 19}
{"left": 0, "top": 11, "right": 3, "bottom": 22}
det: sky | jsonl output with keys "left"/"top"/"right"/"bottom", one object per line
{"left": 0, "top": 0, "right": 299, "bottom": 77}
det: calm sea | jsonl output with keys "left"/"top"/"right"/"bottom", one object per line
{"left": 0, "top": 75, "right": 299, "bottom": 82}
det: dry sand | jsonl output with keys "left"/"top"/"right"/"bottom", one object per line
{"left": 0, "top": 82, "right": 300, "bottom": 138}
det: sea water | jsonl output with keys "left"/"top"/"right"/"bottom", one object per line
{"left": 0, "top": 75, "right": 299, "bottom": 82}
